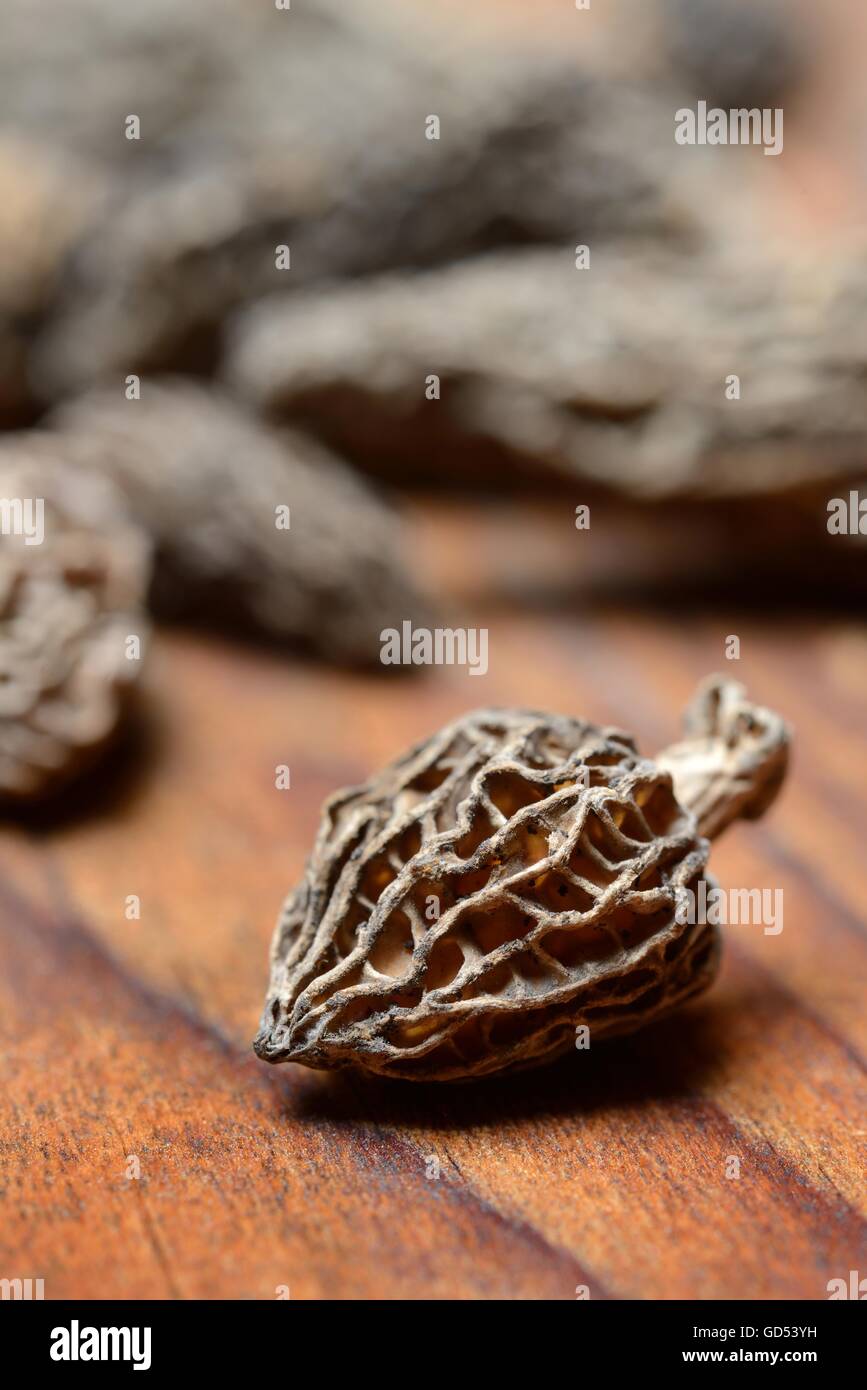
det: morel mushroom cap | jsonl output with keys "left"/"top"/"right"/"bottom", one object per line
{"left": 227, "top": 243, "right": 867, "bottom": 500}
{"left": 0, "top": 441, "right": 151, "bottom": 801}
{"left": 254, "top": 677, "right": 789, "bottom": 1081}
{"left": 50, "top": 381, "right": 430, "bottom": 666}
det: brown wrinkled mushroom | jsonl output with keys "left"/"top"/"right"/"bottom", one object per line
{"left": 661, "top": 0, "right": 805, "bottom": 111}
{"left": 0, "top": 135, "right": 103, "bottom": 424}
{"left": 227, "top": 243, "right": 867, "bottom": 501}
{"left": 50, "top": 381, "right": 430, "bottom": 666}
{"left": 0, "top": 442, "right": 151, "bottom": 801}
{"left": 254, "top": 677, "right": 790, "bottom": 1081}
{"left": 21, "top": 1, "right": 721, "bottom": 396}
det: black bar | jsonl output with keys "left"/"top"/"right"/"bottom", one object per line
{"left": 3, "top": 1298, "right": 861, "bottom": 1375}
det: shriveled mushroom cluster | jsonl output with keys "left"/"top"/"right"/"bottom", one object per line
{"left": 255, "top": 677, "right": 789, "bottom": 1081}
{"left": 0, "top": 1, "right": 817, "bottom": 825}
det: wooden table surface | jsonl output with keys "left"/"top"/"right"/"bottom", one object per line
{"left": 1, "top": 498, "right": 864, "bottom": 1300}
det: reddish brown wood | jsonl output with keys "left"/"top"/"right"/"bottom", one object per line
{"left": 0, "top": 499, "right": 864, "bottom": 1300}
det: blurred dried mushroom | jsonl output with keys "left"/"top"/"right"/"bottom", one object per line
{"left": 0, "top": 443, "right": 150, "bottom": 801}
{"left": 50, "top": 382, "right": 428, "bottom": 665}
{"left": 24, "top": 0, "right": 722, "bottom": 395}
{"left": 254, "top": 677, "right": 789, "bottom": 1081}
{"left": 227, "top": 243, "right": 867, "bottom": 502}
{"left": 0, "top": 136, "right": 103, "bottom": 423}
{"left": 662, "top": 0, "right": 806, "bottom": 110}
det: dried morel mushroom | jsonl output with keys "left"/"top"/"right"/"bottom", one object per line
{"left": 254, "top": 678, "right": 789, "bottom": 1081}
{"left": 228, "top": 243, "right": 867, "bottom": 499}
{"left": 662, "top": 0, "right": 805, "bottom": 111}
{"left": 50, "top": 382, "right": 428, "bottom": 666}
{"left": 0, "top": 443, "right": 151, "bottom": 801}
{"left": 0, "top": 135, "right": 102, "bottom": 424}
{"left": 25, "top": 0, "right": 720, "bottom": 396}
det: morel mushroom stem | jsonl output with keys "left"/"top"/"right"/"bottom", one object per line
{"left": 657, "top": 676, "right": 790, "bottom": 842}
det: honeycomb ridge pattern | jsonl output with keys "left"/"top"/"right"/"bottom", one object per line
{"left": 255, "top": 708, "right": 719, "bottom": 1081}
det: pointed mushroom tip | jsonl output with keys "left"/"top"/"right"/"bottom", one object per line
{"left": 251, "top": 1031, "right": 273, "bottom": 1061}
{"left": 253, "top": 1020, "right": 320, "bottom": 1067}
{"left": 251, "top": 1028, "right": 290, "bottom": 1063}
